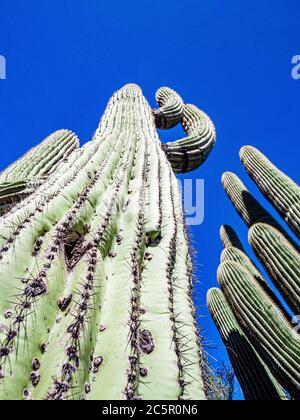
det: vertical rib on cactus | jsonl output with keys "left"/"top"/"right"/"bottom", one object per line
{"left": 220, "top": 229, "right": 292, "bottom": 324}
{"left": 249, "top": 223, "right": 300, "bottom": 315}
{"left": 217, "top": 261, "right": 300, "bottom": 399}
{"left": 220, "top": 224, "right": 244, "bottom": 251}
{"left": 207, "top": 288, "right": 285, "bottom": 400}
{"left": 222, "top": 171, "right": 299, "bottom": 251}
{"left": 0, "top": 84, "right": 214, "bottom": 400}
{"left": 153, "top": 87, "right": 184, "bottom": 129}
{"left": 240, "top": 146, "right": 300, "bottom": 237}
{"left": 0, "top": 130, "right": 79, "bottom": 212}
{"left": 222, "top": 172, "right": 281, "bottom": 228}
{"left": 0, "top": 130, "right": 79, "bottom": 182}
{"left": 163, "top": 104, "right": 216, "bottom": 173}
{"left": 210, "top": 147, "right": 300, "bottom": 400}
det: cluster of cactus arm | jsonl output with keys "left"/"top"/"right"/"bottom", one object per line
{"left": 207, "top": 146, "right": 300, "bottom": 400}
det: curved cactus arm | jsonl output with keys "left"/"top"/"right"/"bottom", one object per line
{"left": 153, "top": 87, "right": 184, "bottom": 129}
{"left": 240, "top": 146, "right": 300, "bottom": 238}
{"left": 220, "top": 225, "right": 245, "bottom": 251}
{"left": 163, "top": 104, "right": 216, "bottom": 174}
{"left": 217, "top": 260, "right": 300, "bottom": 399}
{"left": 249, "top": 223, "right": 300, "bottom": 315}
{"left": 0, "top": 130, "right": 79, "bottom": 183}
{"left": 207, "top": 288, "right": 286, "bottom": 400}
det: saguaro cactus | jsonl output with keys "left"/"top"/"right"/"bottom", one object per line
{"left": 208, "top": 146, "right": 300, "bottom": 400}
{"left": 0, "top": 84, "right": 216, "bottom": 400}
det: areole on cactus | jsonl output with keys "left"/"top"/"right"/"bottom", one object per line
{"left": 0, "top": 84, "right": 216, "bottom": 400}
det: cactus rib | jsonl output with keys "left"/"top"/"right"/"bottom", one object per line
{"left": 163, "top": 104, "right": 216, "bottom": 173}
{"left": 249, "top": 223, "right": 300, "bottom": 315}
{"left": 207, "top": 288, "right": 285, "bottom": 400}
{"left": 240, "top": 146, "right": 300, "bottom": 237}
{"left": 220, "top": 224, "right": 245, "bottom": 251}
{"left": 0, "top": 83, "right": 214, "bottom": 400}
{"left": 217, "top": 261, "right": 300, "bottom": 399}
{"left": 209, "top": 147, "right": 300, "bottom": 400}
{"left": 153, "top": 87, "right": 184, "bottom": 129}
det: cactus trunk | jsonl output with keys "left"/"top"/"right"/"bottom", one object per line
{"left": 0, "top": 84, "right": 216, "bottom": 400}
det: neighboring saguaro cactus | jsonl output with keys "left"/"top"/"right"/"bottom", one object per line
{"left": 0, "top": 84, "right": 216, "bottom": 400}
{"left": 0, "top": 130, "right": 79, "bottom": 213}
{"left": 240, "top": 146, "right": 300, "bottom": 237}
{"left": 208, "top": 147, "right": 300, "bottom": 400}
{"left": 207, "top": 288, "right": 286, "bottom": 401}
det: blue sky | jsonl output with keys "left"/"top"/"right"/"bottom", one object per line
{"left": 1, "top": 0, "right": 299, "bottom": 399}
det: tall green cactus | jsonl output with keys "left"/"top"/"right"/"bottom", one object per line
{"left": 208, "top": 146, "right": 300, "bottom": 400}
{"left": 0, "top": 84, "right": 216, "bottom": 400}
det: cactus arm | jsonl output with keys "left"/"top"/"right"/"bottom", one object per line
{"left": 249, "top": 223, "right": 300, "bottom": 315}
{"left": 207, "top": 288, "right": 285, "bottom": 400}
{"left": 221, "top": 172, "right": 299, "bottom": 251}
{"left": 163, "top": 104, "right": 216, "bottom": 174}
{"left": 220, "top": 224, "right": 292, "bottom": 325}
{"left": 0, "top": 130, "right": 79, "bottom": 215}
{"left": 222, "top": 172, "right": 282, "bottom": 229}
{"left": 220, "top": 225, "right": 245, "bottom": 251}
{"left": 218, "top": 260, "right": 300, "bottom": 399}
{"left": 0, "top": 130, "right": 79, "bottom": 183}
{"left": 153, "top": 87, "right": 184, "bottom": 129}
{"left": 0, "top": 180, "right": 32, "bottom": 210}
{"left": 240, "top": 146, "right": 300, "bottom": 238}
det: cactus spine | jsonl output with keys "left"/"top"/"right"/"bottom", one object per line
{"left": 0, "top": 84, "right": 216, "bottom": 400}
{"left": 208, "top": 147, "right": 300, "bottom": 400}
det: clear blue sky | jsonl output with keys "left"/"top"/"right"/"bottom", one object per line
{"left": 1, "top": 0, "right": 299, "bottom": 399}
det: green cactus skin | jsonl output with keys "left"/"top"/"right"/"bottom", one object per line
{"left": 207, "top": 288, "right": 285, "bottom": 401}
{"left": 0, "top": 130, "right": 79, "bottom": 213}
{"left": 220, "top": 224, "right": 244, "bottom": 251}
{"left": 163, "top": 104, "right": 216, "bottom": 174}
{"left": 210, "top": 147, "right": 300, "bottom": 400}
{"left": 0, "top": 130, "right": 79, "bottom": 183}
{"left": 153, "top": 87, "right": 184, "bottom": 129}
{"left": 222, "top": 172, "right": 283, "bottom": 230}
{"left": 0, "top": 84, "right": 215, "bottom": 400}
{"left": 249, "top": 223, "right": 300, "bottom": 315}
{"left": 221, "top": 171, "right": 299, "bottom": 251}
{"left": 217, "top": 261, "right": 300, "bottom": 400}
{"left": 240, "top": 146, "right": 300, "bottom": 237}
